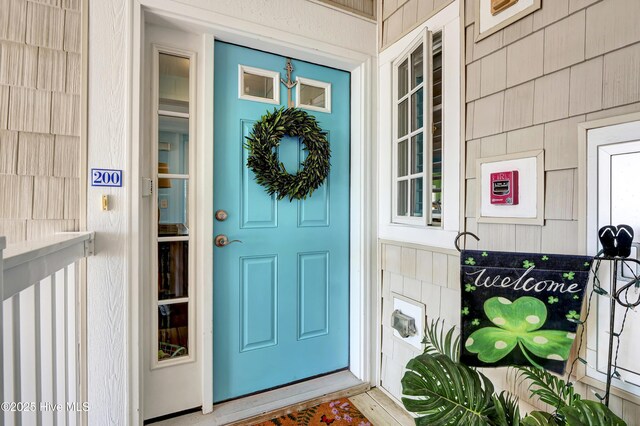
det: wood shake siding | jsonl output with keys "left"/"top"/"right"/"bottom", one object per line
{"left": 379, "top": 1, "right": 640, "bottom": 423}
{"left": 318, "top": 0, "right": 376, "bottom": 19}
{"left": 0, "top": 0, "right": 81, "bottom": 243}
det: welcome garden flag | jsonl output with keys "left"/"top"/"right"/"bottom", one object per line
{"left": 460, "top": 250, "right": 593, "bottom": 374}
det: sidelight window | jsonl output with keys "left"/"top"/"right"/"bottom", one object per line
{"left": 153, "top": 49, "right": 195, "bottom": 366}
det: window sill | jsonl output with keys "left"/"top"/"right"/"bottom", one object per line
{"left": 378, "top": 221, "right": 459, "bottom": 250}
{"left": 574, "top": 374, "right": 640, "bottom": 406}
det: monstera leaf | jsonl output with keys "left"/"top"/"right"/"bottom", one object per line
{"left": 402, "top": 352, "right": 495, "bottom": 425}
{"left": 465, "top": 297, "right": 576, "bottom": 367}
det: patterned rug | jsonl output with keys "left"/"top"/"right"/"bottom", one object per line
{"left": 251, "top": 398, "right": 372, "bottom": 426}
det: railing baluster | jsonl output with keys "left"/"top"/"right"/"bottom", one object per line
{"left": 63, "top": 267, "right": 69, "bottom": 426}
{"left": 0, "top": 237, "right": 4, "bottom": 425}
{"left": 34, "top": 281, "right": 42, "bottom": 426}
{"left": 4, "top": 298, "right": 16, "bottom": 426}
{"left": 20, "top": 286, "right": 37, "bottom": 426}
{"left": 66, "top": 265, "right": 78, "bottom": 426}
{"left": 39, "top": 275, "right": 55, "bottom": 426}
{"left": 54, "top": 269, "right": 66, "bottom": 426}
{"left": 12, "top": 295, "right": 21, "bottom": 426}
{"left": 51, "top": 272, "right": 58, "bottom": 426}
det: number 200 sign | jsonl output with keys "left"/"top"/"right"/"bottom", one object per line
{"left": 91, "top": 168, "right": 123, "bottom": 187}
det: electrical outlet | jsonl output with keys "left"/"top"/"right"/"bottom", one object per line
{"left": 159, "top": 199, "right": 168, "bottom": 209}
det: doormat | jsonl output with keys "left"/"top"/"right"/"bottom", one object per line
{"left": 460, "top": 250, "right": 593, "bottom": 374}
{"left": 251, "top": 398, "right": 372, "bottom": 426}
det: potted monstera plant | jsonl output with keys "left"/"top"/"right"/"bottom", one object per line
{"left": 401, "top": 320, "right": 625, "bottom": 426}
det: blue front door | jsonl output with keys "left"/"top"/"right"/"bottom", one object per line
{"left": 213, "top": 42, "right": 350, "bottom": 402}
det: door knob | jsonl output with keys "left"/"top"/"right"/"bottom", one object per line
{"left": 215, "top": 234, "right": 243, "bottom": 247}
{"left": 215, "top": 210, "right": 228, "bottom": 221}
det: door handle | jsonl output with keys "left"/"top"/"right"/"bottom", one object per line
{"left": 215, "top": 234, "right": 243, "bottom": 247}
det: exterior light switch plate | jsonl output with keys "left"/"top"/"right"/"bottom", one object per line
{"left": 141, "top": 178, "right": 153, "bottom": 197}
{"left": 392, "top": 293, "right": 425, "bottom": 350}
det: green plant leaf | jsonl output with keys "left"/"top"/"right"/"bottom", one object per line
{"left": 422, "top": 318, "right": 460, "bottom": 362}
{"left": 521, "top": 411, "right": 560, "bottom": 426}
{"left": 558, "top": 400, "right": 626, "bottom": 426}
{"left": 402, "top": 353, "right": 495, "bottom": 426}
{"left": 484, "top": 297, "right": 547, "bottom": 333}
{"left": 465, "top": 327, "right": 518, "bottom": 363}
{"left": 515, "top": 367, "right": 580, "bottom": 409}
{"left": 489, "top": 391, "right": 521, "bottom": 426}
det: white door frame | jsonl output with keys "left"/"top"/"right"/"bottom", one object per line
{"left": 129, "top": 1, "right": 376, "bottom": 423}
{"left": 576, "top": 111, "right": 640, "bottom": 402}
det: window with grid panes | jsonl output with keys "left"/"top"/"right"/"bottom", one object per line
{"left": 392, "top": 30, "right": 443, "bottom": 227}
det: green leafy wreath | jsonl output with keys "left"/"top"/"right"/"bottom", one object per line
{"left": 245, "top": 107, "right": 330, "bottom": 201}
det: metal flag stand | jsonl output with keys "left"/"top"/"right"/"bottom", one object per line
{"left": 582, "top": 252, "right": 640, "bottom": 406}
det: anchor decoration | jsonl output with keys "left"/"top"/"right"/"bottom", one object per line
{"left": 281, "top": 58, "right": 297, "bottom": 108}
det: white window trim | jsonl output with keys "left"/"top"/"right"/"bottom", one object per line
{"left": 378, "top": 0, "right": 461, "bottom": 249}
{"left": 582, "top": 117, "right": 640, "bottom": 398}
{"left": 295, "top": 76, "right": 332, "bottom": 113}
{"left": 238, "top": 64, "right": 280, "bottom": 105}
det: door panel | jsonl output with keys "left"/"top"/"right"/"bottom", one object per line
{"left": 240, "top": 255, "right": 278, "bottom": 351}
{"left": 213, "top": 42, "right": 350, "bottom": 402}
{"left": 298, "top": 251, "right": 330, "bottom": 339}
{"left": 240, "top": 120, "right": 278, "bottom": 228}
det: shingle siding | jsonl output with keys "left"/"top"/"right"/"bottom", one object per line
{"left": 0, "top": 0, "right": 81, "bottom": 243}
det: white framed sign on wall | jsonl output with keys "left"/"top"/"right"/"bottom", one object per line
{"left": 476, "top": 150, "right": 545, "bottom": 225}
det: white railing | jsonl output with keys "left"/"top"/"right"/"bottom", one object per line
{"left": 1, "top": 232, "right": 94, "bottom": 426}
